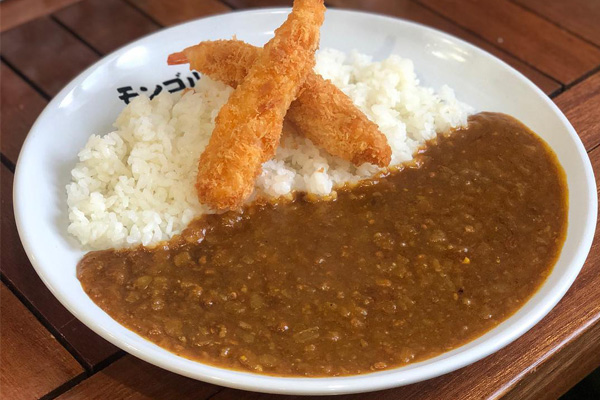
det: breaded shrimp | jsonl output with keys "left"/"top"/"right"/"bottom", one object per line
{"left": 195, "top": 0, "right": 325, "bottom": 210}
{"left": 168, "top": 40, "right": 392, "bottom": 167}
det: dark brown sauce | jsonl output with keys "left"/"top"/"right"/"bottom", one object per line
{"left": 78, "top": 112, "right": 568, "bottom": 377}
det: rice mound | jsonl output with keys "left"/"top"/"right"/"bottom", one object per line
{"left": 67, "top": 49, "right": 474, "bottom": 249}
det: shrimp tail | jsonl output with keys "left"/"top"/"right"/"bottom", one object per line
{"left": 167, "top": 52, "right": 189, "bottom": 65}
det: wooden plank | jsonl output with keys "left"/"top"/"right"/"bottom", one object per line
{"left": 514, "top": 0, "right": 600, "bottom": 48}
{"left": 419, "top": 0, "right": 600, "bottom": 85}
{"left": 1, "top": 164, "right": 120, "bottom": 370}
{"left": 54, "top": 0, "right": 160, "bottom": 55}
{"left": 503, "top": 321, "right": 600, "bottom": 400}
{"left": 126, "top": 0, "right": 230, "bottom": 27}
{"left": 0, "top": 0, "right": 82, "bottom": 33}
{"left": 555, "top": 73, "right": 600, "bottom": 152}
{"left": 0, "top": 284, "right": 84, "bottom": 400}
{"left": 1, "top": 164, "right": 72, "bottom": 330}
{"left": 1, "top": 16, "right": 99, "bottom": 97}
{"left": 327, "top": 0, "right": 560, "bottom": 95}
{"left": 0, "top": 62, "right": 48, "bottom": 165}
{"left": 56, "top": 355, "right": 221, "bottom": 400}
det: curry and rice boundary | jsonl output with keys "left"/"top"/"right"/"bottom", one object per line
{"left": 66, "top": 49, "right": 472, "bottom": 249}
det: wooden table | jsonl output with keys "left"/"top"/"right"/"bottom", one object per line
{"left": 1, "top": 0, "right": 599, "bottom": 399}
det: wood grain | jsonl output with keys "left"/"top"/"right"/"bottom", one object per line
{"left": 1, "top": 164, "right": 120, "bottom": 370}
{"left": 419, "top": 0, "right": 600, "bottom": 85}
{"left": 503, "top": 321, "right": 600, "bottom": 400}
{"left": 126, "top": 0, "right": 230, "bottom": 27}
{"left": 1, "top": 164, "right": 72, "bottom": 330}
{"left": 514, "top": 0, "right": 600, "bottom": 48}
{"left": 327, "top": 0, "right": 561, "bottom": 95}
{"left": 0, "top": 0, "right": 82, "bottom": 32}
{"left": 56, "top": 355, "right": 221, "bottom": 400}
{"left": 554, "top": 72, "right": 600, "bottom": 152}
{"left": 0, "top": 284, "right": 84, "bottom": 400}
{"left": 1, "top": 16, "right": 99, "bottom": 97}
{"left": 0, "top": 62, "right": 48, "bottom": 165}
{"left": 54, "top": 0, "right": 160, "bottom": 55}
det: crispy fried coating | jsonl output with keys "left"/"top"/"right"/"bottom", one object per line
{"left": 168, "top": 40, "right": 392, "bottom": 167}
{"left": 168, "top": 40, "right": 258, "bottom": 89}
{"left": 195, "top": 0, "right": 325, "bottom": 210}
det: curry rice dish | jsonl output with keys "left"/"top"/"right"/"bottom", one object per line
{"left": 78, "top": 112, "right": 568, "bottom": 377}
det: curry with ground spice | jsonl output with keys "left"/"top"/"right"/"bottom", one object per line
{"left": 78, "top": 112, "right": 567, "bottom": 376}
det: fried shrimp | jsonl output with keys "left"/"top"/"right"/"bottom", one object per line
{"left": 168, "top": 40, "right": 392, "bottom": 167}
{"left": 195, "top": 0, "right": 325, "bottom": 210}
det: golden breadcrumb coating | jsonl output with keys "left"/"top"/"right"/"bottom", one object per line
{"left": 194, "top": 0, "right": 325, "bottom": 210}
{"left": 168, "top": 40, "right": 392, "bottom": 167}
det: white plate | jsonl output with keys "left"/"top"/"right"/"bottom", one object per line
{"left": 13, "top": 8, "right": 597, "bottom": 395}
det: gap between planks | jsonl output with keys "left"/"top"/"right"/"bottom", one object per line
{"left": 0, "top": 273, "right": 92, "bottom": 372}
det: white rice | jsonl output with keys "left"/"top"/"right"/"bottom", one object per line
{"left": 66, "top": 49, "right": 473, "bottom": 249}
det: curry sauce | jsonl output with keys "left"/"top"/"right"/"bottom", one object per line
{"left": 78, "top": 112, "right": 568, "bottom": 376}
